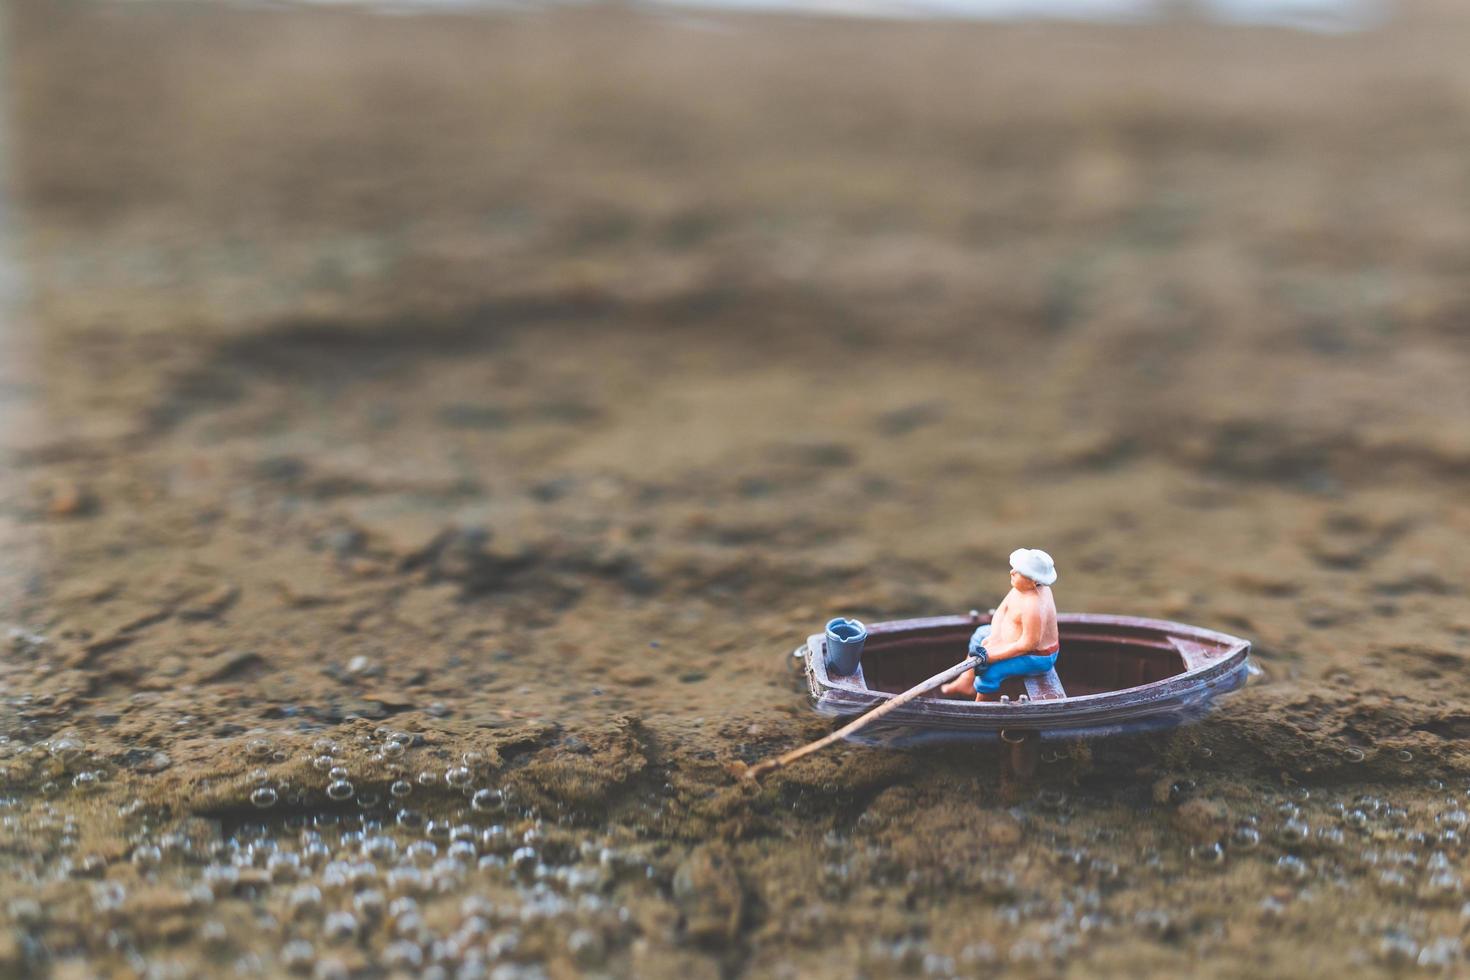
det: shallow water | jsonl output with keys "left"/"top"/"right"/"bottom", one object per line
{"left": 4, "top": 1, "right": 1470, "bottom": 976}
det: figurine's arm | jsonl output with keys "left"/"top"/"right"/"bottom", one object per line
{"left": 985, "top": 603, "right": 1041, "bottom": 661}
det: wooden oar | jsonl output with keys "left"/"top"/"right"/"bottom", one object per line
{"left": 739, "top": 655, "right": 982, "bottom": 780}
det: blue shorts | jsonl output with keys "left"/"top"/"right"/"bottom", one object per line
{"left": 968, "top": 625, "right": 1060, "bottom": 694}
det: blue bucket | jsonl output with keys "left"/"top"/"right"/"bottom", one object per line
{"left": 824, "top": 617, "right": 868, "bottom": 676}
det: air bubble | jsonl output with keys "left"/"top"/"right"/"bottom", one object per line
{"left": 1275, "top": 855, "right": 1308, "bottom": 880}
{"left": 445, "top": 767, "right": 472, "bottom": 788}
{"left": 354, "top": 890, "right": 386, "bottom": 920}
{"left": 363, "top": 836, "right": 398, "bottom": 860}
{"left": 323, "top": 911, "right": 357, "bottom": 942}
{"left": 1036, "top": 788, "right": 1067, "bottom": 810}
{"left": 280, "top": 940, "right": 314, "bottom": 972}
{"left": 383, "top": 941, "right": 423, "bottom": 969}
{"left": 49, "top": 736, "right": 85, "bottom": 760}
{"left": 568, "top": 928, "right": 606, "bottom": 966}
{"left": 511, "top": 846, "right": 538, "bottom": 875}
{"left": 472, "top": 789, "right": 505, "bottom": 814}
{"left": 1378, "top": 931, "right": 1419, "bottom": 965}
{"left": 1416, "top": 938, "right": 1462, "bottom": 970}
{"left": 289, "top": 884, "right": 323, "bottom": 918}
{"left": 406, "top": 841, "right": 438, "bottom": 866}
{"left": 1278, "top": 819, "right": 1310, "bottom": 846}
{"left": 1427, "top": 872, "right": 1462, "bottom": 898}
{"left": 327, "top": 780, "right": 354, "bottom": 801}
{"left": 251, "top": 787, "right": 279, "bottom": 809}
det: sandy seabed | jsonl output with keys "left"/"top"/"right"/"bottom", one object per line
{"left": 2, "top": 1, "right": 1470, "bottom": 975}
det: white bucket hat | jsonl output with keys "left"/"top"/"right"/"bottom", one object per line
{"left": 1010, "top": 548, "right": 1057, "bottom": 586}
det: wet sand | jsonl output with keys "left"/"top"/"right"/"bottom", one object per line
{"left": 3, "top": 1, "right": 1470, "bottom": 976}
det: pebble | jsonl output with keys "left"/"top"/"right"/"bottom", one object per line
{"left": 45, "top": 481, "right": 93, "bottom": 518}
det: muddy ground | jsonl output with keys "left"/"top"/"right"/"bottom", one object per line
{"left": 2, "top": 1, "right": 1470, "bottom": 976}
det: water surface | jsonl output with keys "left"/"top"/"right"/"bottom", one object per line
{"left": 3, "top": 1, "right": 1470, "bottom": 976}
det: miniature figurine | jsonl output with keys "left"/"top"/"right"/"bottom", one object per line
{"left": 940, "top": 548, "right": 1059, "bottom": 701}
{"left": 738, "top": 549, "right": 1251, "bottom": 780}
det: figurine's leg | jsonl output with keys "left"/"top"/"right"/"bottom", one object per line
{"left": 940, "top": 668, "right": 976, "bottom": 696}
{"left": 945, "top": 630, "right": 989, "bottom": 696}
{"left": 974, "top": 666, "right": 1002, "bottom": 701}
{"left": 973, "top": 655, "right": 1010, "bottom": 701}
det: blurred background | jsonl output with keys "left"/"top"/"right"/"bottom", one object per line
{"left": 3, "top": 0, "right": 1470, "bottom": 975}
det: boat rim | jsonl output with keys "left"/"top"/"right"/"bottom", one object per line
{"left": 806, "top": 612, "right": 1251, "bottom": 710}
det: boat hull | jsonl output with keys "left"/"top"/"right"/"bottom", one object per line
{"left": 801, "top": 613, "right": 1251, "bottom": 739}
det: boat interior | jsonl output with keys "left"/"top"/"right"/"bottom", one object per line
{"left": 856, "top": 625, "right": 1198, "bottom": 701}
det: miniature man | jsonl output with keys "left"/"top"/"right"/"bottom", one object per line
{"left": 941, "top": 548, "right": 1059, "bottom": 701}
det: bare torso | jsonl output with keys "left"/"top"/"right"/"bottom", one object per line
{"left": 989, "top": 585, "right": 1059, "bottom": 656}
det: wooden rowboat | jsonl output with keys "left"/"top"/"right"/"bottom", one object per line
{"left": 801, "top": 612, "right": 1251, "bottom": 739}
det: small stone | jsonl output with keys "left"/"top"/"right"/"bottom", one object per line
{"left": 194, "top": 650, "right": 263, "bottom": 684}
{"left": 138, "top": 752, "right": 172, "bottom": 773}
{"left": 45, "top": 481, "right": 95, "bottom": 518}
{"left": 360, "top": 513, "right": 447, "bottom": 562}
{"left": 269, "top": 560, "right": 344, "bottom": 608}
{"left": 179, "top": 584, "right": 241, "bottom": 621}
